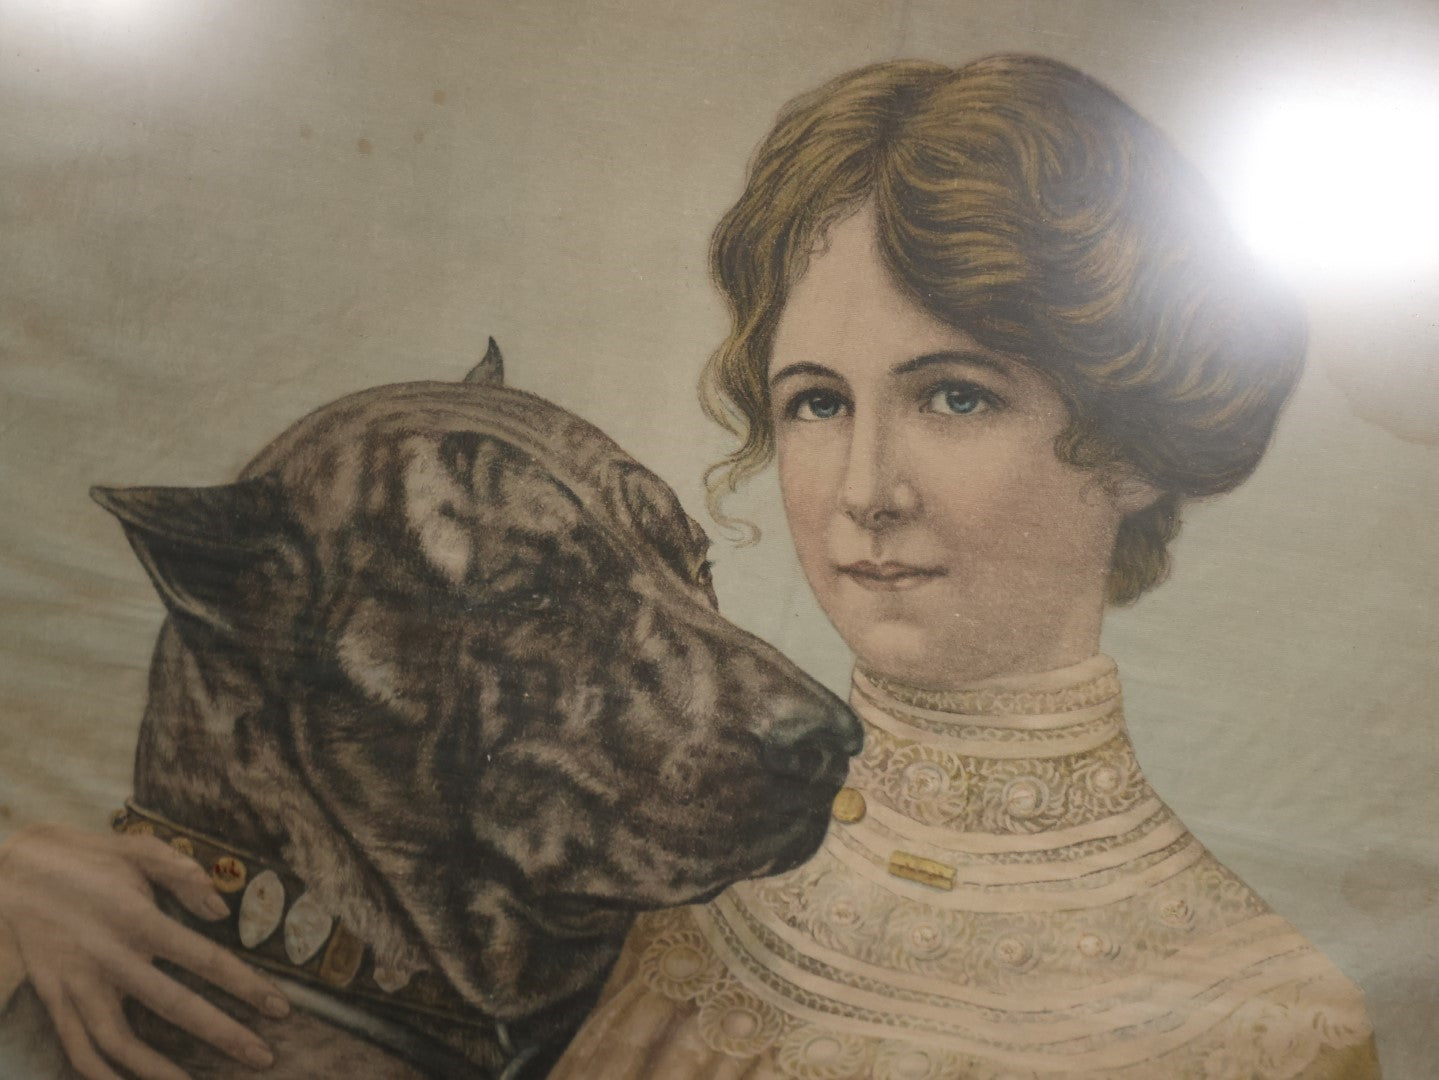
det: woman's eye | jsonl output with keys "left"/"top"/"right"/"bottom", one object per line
{"left": 925, "top": 384, "right": 995, "bottom": 416}
{"left": 788, "top": 390, "right": 849, "bottom": 421}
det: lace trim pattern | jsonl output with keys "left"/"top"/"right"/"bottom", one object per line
{"left": 864, "top": 804, "right": 1177, "bottom": 868}
{"left": 831, "top": 829, "right": 1202, "bottom": 905}
{"left": 630, "top": 895, "right": 1370, "bottom": 1079}
{"left": 742, "top": 851, "right": 1268, "bottom": 991}
{"left": 854, "top": 690, "right": 1124, "bottom": 745}
{"left": 858, "top": 663, "right": 1121, "bottom": 717}
{"left": 852, "top": 726, "right": 1150, "bottom": 833}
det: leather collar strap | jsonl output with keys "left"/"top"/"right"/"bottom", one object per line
{"left": 112, "top": 801, "right": 544, "bottom": 1079}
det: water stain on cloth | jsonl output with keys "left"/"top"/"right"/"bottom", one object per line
{"left": 1324, "top": 346, "right": 1439, "bottom": 448}
{"left": 1341, "top": 850, "right": 1439, "bottom": 919}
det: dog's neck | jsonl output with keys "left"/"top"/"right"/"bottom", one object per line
{"left": 135, "top": 620, "right": 436, "bottom": 995}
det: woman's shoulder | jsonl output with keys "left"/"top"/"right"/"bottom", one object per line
{"left": 1182, "top": 931, "right": 1380, "bottom": 1079}
{"left": 1149, "top": 834, "right": 1380, "bottom": 1076}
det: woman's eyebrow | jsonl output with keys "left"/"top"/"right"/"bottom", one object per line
{"left": 768, "top": 360, "right": 841, "bottom": 386}
{"left": 893, "top": 351, "right": 1012, "bottom": 378}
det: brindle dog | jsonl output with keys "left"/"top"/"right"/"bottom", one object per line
{"left": 6, "top": 345, "right": 860, "bottom": 1078}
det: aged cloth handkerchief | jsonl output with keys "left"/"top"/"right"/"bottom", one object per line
{"left": 551, "top": 655, "right": 1379, "bottom": 1079}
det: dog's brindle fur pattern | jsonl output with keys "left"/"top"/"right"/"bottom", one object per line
{"left": 35, "top": 366, "right": 861, "bottom": 1077}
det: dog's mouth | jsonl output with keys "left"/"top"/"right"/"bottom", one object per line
{"left": 516, "top": 892, "right": 642, "bottom": 940}
{"left": 514, "top": 803, "right": 831, "bottom": 932}
{"left": 705, "top": 791, "right": 835, "bottom": 887}
{"left": 768, "top": 799, "right": 835, "bottom": 873}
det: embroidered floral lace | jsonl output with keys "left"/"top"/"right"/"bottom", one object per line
{"left": 550, "top": 656, "right": 1379, "bottom": 1079}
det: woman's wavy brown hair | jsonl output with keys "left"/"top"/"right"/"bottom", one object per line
{"left": 700, "top": 55, "right": 1306, "bottom": 604}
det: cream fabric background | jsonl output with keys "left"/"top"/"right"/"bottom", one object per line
{"left": 1, "top": 1, "right": 1434, "bottom": 1076}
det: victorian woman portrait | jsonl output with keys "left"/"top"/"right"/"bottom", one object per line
{"left": 547, "top": 55, "right": 1379, "bottom": 1079}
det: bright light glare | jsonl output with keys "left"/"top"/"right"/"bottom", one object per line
{"left": 1230, "top": 91, "right": 1439, "bottom": 279}
{"left": 5, "top": 0, "right": 187, "bottom": 63}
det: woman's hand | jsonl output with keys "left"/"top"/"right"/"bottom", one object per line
{"left": 0, "top": 822, "right": 290, "bottom": 1080}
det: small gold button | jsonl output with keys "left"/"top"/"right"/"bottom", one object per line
{"left": 831, "top": 787, "right": 867, "bottom": 824}
{"left": 210, "top": 855, "right": 248, "bottom": 893}
{"left": 320, "top": 923, "right": 366, "bottom": 988}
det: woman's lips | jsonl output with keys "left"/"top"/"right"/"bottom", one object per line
{"left": 836, "top": 560, "right": 947, "bottom": 591}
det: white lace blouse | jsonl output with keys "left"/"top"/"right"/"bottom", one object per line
{"left": 550, "top": 655, "right": 1379, "bottom": 1079}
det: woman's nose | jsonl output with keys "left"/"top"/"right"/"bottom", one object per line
{"left": 840, "top": 414, "right": 918, "bottom": 529}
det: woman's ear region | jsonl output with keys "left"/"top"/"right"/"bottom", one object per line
{"left": 1107, "top": 466, "right": 1164, "bottom": 517}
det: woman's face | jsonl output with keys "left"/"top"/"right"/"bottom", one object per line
{"left": 769, "top": 207, "right": 1144, "bottom": 687}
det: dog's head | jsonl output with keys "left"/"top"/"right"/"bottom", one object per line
{"left": 96, "top": 344, "right": 861, "bottom": 1016}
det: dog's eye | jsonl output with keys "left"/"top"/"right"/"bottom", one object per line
{"left": 496, "top": 588, "right": 556, "bottom": 614}
{"left": 694, "top": 560, "right": 714, "bottom": 589}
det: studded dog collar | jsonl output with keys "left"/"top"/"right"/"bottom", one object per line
{"left": 112, "top": 802, "right": 546, "bottom": 1079}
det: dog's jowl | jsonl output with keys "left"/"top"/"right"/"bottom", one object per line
{"left": 20, "top": 346, "right": 862, "bottom": 1079}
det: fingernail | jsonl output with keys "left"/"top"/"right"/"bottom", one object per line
{"left": 243, "top": 1043, "right": 274, "bottom": 1069}
{"left": 261, "top": 993, "right": 290, "bottom": 1019}
{"left": 203, "top": 894, "right": 230, "bottom": 919}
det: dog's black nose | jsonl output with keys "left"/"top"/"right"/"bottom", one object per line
{"left": 760, "top": 703, "right": 863, "bottom": 783}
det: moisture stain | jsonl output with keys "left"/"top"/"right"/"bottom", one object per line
{"left": 300, "top": 124, "right": 313, "bottom": 139}
{"left": 1323, "top": 344, "right": 1439, "bottom": 448}
{"left": 1341, "top": 850, "right": 1438, "bottom": 919}
{"left": 357, "top": 137, "right": 373, "bottom": 156}
{"left": 432, "top": 89, "right": 447, "bottom": 105}
{"left": 414, "top": 129, "right": 426, "bottom": 144}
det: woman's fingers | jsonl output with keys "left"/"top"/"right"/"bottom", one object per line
{"left": 126, "top": 902, "right": 289, "bottom": 1021}
{"left": 119, "top": 834, "right": 229, "bottom": 921}
{"left": 118, "top": 958, "right": 275, "bottom": 1071}
{"left": 2, "top": 823, "right": 289, "bottom": 1073}
{"left": 74, "top": 985, "right": 194, "bottom": 1080}
{"left": 102, "top": 862, "right": 290, "bottom": 1023}
{"left": 30, "top": 976, "right": 125, "bottom": 1080}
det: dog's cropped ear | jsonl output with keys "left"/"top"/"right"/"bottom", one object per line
{"left": 90, "top": 477, "right": 294, "bottom": 639}
{"left": 463, "top": 337, "right": 505, "bottom": 385}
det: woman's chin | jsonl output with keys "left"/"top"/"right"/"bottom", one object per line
{"left": 845, "top": 620, "right": 947, "bottom": 686}
{"left": 845, "top": 620, "right": 1032, "bottom": 690}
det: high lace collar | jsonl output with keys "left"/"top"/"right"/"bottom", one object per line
{"left": 846, "top": 654, "right": 1144, "bottom": 837}
{"left": 855, "top": 653, "right": 1120, "bottom": 720}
